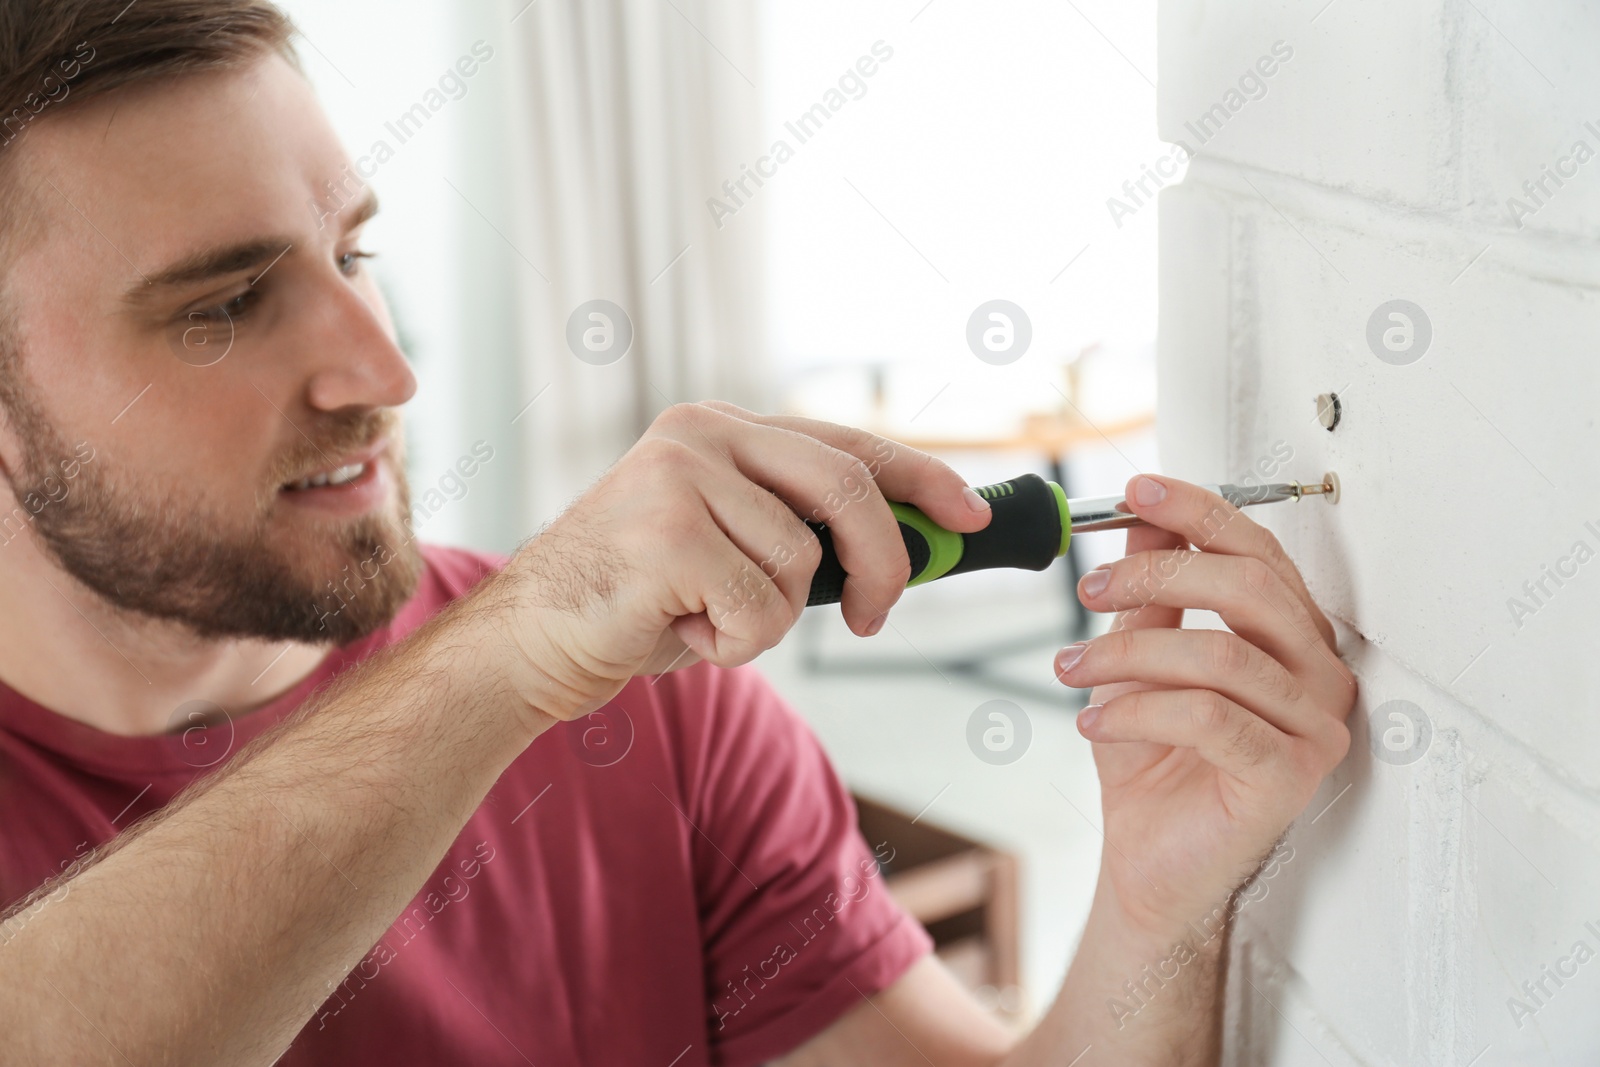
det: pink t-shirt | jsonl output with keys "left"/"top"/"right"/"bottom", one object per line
{"left": 0, "top": 546, "right": 930, "bottom": 1065}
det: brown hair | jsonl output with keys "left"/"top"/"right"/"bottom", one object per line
{"left": 0, "top": 0, "right": 299, "bottom": 408}
{"left": 0, "top": 0, "right": 298, "bottom": 146}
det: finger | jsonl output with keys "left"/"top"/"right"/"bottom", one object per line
{"left": 657, "top": 403, "right": 912, "bottom": 633}
{"left": 1117, "top": 474, "right": 1336, "bottom": 649}
{"left": 1083, "top": 522, "right": 1189, "bottom": 634}
{"left": 653, "top": 507, "right": 796, "bottom": 667}
{"left": 1064, "top": 525, "right": 1187, "bottom": 708}
{"left": 1078, "top": 548, "right": 1353, "bottom": 688}
{"left": 1057, "top": 627, "right": 1336, "bottom": 741}
{"left": 1078, "top": 687, "right": 1291, "bottom": 785}
{"left": 697, "top": 403, "right": 994, "bottom": 535}
{"left": 692, "top": 475, "right": 821, "bottom": 624}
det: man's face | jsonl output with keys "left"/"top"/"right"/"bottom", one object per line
{"left": 0, "top": 54, "right": 422, "bottom": 644}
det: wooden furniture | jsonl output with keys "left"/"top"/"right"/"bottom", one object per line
{"left": 855, "top": 794, "right": 1023, "bottom": 1020}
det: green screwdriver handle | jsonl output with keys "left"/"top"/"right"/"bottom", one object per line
{"left": 805, "top": 473, "right": 1072, "bottom": 607}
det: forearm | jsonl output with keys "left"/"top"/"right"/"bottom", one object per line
{"left": 1002, "top": 872, "right": 1227, "bottom": 1067}
{"left": 0, "top": 569, "right": 554, "bottom": 1066}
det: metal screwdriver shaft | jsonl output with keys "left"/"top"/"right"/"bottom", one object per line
{"left": 1066, "top": 475, "right": 1339, "bottom": 533}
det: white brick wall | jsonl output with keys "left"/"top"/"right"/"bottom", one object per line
{"left": 1157, "top": 3, "right": 1600, "bottom": 1063}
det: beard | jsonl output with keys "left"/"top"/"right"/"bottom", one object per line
{"left": 3, "top": 396, "right": 423, "bottom": 646}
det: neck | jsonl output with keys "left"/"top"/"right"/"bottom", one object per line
{"left": 0, "top": 528, "right": 330, "bottom": 736}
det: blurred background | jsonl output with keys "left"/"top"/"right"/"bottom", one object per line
{"left": 281, "top": 0, "right": 1169, "bottom": 1018}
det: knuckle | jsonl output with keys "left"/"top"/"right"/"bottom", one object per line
{"left": 1335, "top": 661, "right": 1360, "bottom": 700}
{"left": 1121, "top": 553, "right": 1156, "bottom": 597}
{"left": 632, "top": 435, "right": 702, "bottom": 479}
{"left": 791, "top": 524, "right": 824, "bottom": 569}
{"left": 1207, "top": 630, "right": 1253, "bottom": 677}
{"left": 1319, "top": 719, "right": 1353, "bottom": 769}
{"left": 651, "top": 401, "right": 697, "bottom": 433}
{"left": 899, "top": 443, "right": 943, "bottom": 481}
{"left": 1124, "top": 550, "right": 1183, "bottom": 602}
{"left": 698, "top": 399, "right": 748, "bottom": 418}
{"left": 838, "top": 454, "right": 879, "bottom": 496}
{"left": 813, "top": 450, "right": 879, "bottom": 520}
{"left": 856, "top": 555, "right": 912, "bottom": 595}
{"left": 1191, "top": 689, "right": 1234, "bottom": 735}
{"left": 719, "top": 566, "right": 782, "bottom": 622}
{"left": 1254, "top": 524, "right": 1289, "bottom": 567}
{"left": 654, "top": 502, "right": 706, "bottom": 545}
{"left": 1240, "top": 556, "right": 1277, "bottom": 597}
{"left": 1260, "top": 662, "right": 1304, "bottom": 705}
{"left": 1097, "top": 629, "right": 1137, "bottom": 670}
{"left": 755, "top": 600, "right": 795, "bottom": 648}
{"left": 834, "top": 423, "right": 885, "bottom": 464}
{"left": 1116, "top": 690, "right": 1149, "bottom": 733}
{"left": 1219, "top": 709, "right": 1273, "bottom": 767}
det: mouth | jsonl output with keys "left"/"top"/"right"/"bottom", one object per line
{"left": 278, "top": 440, "right": 391, "bottom": 515}
{"left": 283, "top": 460, "right": 373, "bottom": 492}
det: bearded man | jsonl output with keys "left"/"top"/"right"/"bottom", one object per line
{"left": 0, "top": 4, "right": 1356, "bottom": 1064}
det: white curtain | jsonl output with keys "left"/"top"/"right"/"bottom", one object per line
{"left": 493, "top": 0, "right": 768, "bottom": 533}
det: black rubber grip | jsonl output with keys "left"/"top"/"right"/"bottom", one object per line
{"left": 945, "top": 473, "right": 1062, "bottom": 576}
{"left": 802, "top": 473, "right": 1064, "bottom": 607}
{"left": 805, "top": 519, "right": 933, "bottom": 607}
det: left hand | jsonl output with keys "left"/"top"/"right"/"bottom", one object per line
{"left": 1054, "top": 474, "right": 1356, "bottom": 937}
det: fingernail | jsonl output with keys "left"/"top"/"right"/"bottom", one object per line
{"left": 864, "top": 614, "right": 887, "bottom": 637}
{"left": 962, "top": 486, "right": 991, "bottom": 512}
{"left": 1055, "top": 642, "right": 1089, "bottom": 676}
{"left": 1080, "top": 567, "right": 1110, "bottom": 598}
{"left": 1078, "top": 703, "right": 1104, "bottom": 730}
{"left": 1133, "top": 475, "right": 1167, "bottom": 506}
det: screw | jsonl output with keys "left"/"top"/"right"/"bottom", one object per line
{"left": 1315, "top": 392, "right": 1341, "bottom": 431}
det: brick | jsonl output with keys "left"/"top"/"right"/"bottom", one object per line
{"left": 1159, "top": 173, "right": 1600, "bottom": 789}
{"left": 1157, "top": 0, "right": 1456, "bottom": 209}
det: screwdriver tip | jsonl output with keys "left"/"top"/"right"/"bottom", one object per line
{"left": 1288, "top": 472, "right": 1340, "bottom": 504}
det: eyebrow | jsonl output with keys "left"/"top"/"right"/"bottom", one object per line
{"left": 124, "top": 188, "right": 380, "bottom": 305}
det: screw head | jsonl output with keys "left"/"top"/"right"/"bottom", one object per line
{"left": 1315, "top": 392, "right": 1341, "bottom": 431}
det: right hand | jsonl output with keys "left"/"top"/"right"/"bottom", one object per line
{"left": 495, "top": 402, "right": 993, "bottom": 724}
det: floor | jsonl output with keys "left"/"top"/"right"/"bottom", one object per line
{"left": 754, "top": 578, "right": 1110, "bottom": 1018}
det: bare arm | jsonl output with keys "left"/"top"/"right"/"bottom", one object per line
{"left": 776, "top": 890, "right": 1228, "bottom": 1067}
{"left": 782, "top": 475, "right": 1354, "bottom": 1066}
{"left": 0, "top": 403, "right": 991, "bottom": 1066}
{"left": 0, "top": 572, "right": 552, "bottom": 1065}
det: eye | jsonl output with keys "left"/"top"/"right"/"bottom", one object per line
{"left": 339, "top": 249, "right": 375, "bottom": 276}
{"left": 189, "top": 289, "right": 259, "bottom": 325}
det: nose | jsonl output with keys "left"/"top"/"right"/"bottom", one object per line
{"left": 301, "top": 277, "right": 417, "bottom": 414}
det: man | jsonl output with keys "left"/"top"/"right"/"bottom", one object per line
{"left": 0, "top": 3, "right": 1356, "bottom": 1064}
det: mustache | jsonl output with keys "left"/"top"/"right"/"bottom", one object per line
{"left": 268, "top": 409, "right": 398, "bottom": 487}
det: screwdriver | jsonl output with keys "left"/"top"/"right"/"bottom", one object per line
{"left": 805, "top": 472, "right": 1339, "bottom": 606}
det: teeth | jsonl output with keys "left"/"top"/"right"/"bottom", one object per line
{"left": 286, "top": 462, "right": 366, "bottom": 491}
{"left": 326, "top": 463, "right": 364, "bottom": 486}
